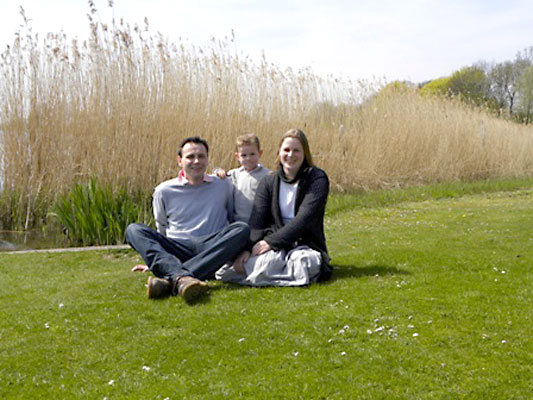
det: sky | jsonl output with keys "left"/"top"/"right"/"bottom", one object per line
{"left": 1, "top": 0, "right": 533, "bottom": 83}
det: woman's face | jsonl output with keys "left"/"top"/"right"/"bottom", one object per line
{"left": 279, "top": 137, "right": 304, "bottom": 178}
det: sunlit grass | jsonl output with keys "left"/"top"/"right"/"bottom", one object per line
{"left": 326, "top": 176, "right": 533, "bottom": 216}
{"left": 1, "top": 186, "right": 531, "bottom": 398}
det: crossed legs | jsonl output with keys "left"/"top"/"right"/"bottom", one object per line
{"left": 126, "top": 222, "right": 250, "bottom": 299}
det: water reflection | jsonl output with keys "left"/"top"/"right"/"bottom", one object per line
{"left": 0, "top": 229, "right": 70, "bottom": 252}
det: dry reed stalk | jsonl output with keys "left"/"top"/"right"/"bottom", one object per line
{"left": 1, "top": 4, "right": 533, "bottom": 229}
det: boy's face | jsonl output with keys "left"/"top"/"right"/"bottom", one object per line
{"left": 235, "top": 144, "right": 262, "bottom": 172}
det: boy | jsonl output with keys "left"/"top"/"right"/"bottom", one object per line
{"left": 218, "top": 133, "right": 270, "bottom": 223}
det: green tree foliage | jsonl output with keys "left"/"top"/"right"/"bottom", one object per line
{"left": 419, "top": 77, "right": 451, "bottom": 96}
{"left": 374, "top": 80, "right": 417, "bottom": 101}
{"left": 447, "top": 66, "right": 490, "bottom": 106}
{"left": 516, "top": 65, "right": 533, "bottom": 124}
{"left": 489, "top": 56, "right": 531, "bottom": 116}
{"left": 416, "top": 46, "right": 533, "bottom": 123}
{"left": 383, "top": 80, "right": 415, "bottom": 92}
{"left": 489, "top": 61, "right": 520, "bottom": 114}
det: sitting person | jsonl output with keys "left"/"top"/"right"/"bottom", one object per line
{"left": 127, "top": 136, "right": 250, "bottom": 302}
{"left": 217, "top": 133, "right": 271, "bottom": 223}
{"left": 216, "top": 128, "right": 332, "bottom": 286}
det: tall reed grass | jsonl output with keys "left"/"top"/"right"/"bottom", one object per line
{"left": 1, "top": 3, "right": 533, "bottom": 231}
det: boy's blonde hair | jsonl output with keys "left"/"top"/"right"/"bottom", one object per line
{"left": 236, "top": 133, "right": 261, "bottom": 151}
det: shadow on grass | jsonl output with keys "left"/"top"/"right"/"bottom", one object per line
{"left": 209, "top": 282, "right": 248, "bottom": 291}
{"left": 147, "top": 291, "right": 214, "bottom": 305}
{"left": 206, "top": 264, "right": 409, "bottom": 292}
{"left": 184, "top": 292, "right": 213, "bottom": 305}
{"left": 327, "top": 264, "right": 410, "bottom": 282}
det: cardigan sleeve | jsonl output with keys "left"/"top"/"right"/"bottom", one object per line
{"left": 265, "top": 169, "right": 329, "bottom": 250}
{"left": 223, "top": 177, "right": 235, "bottom": 224}
{"left": 249, "top": 174, "right": 275, "bottom": 243}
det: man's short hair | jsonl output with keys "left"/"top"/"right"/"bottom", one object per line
{"left": 178, "top": 137, "right": 209, "bottom": 157}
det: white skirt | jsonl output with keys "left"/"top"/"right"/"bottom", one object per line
{"left": 215, "top": 245, "right": 322, "bottom": 287}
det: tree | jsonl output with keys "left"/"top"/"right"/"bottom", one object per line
{"left": 488, "top": 48, "right": 532, "bottom": 116}
{"left": 516, "top": 65, "right": 533, "bottom": 124}
{"left": 419, "top": 77, "right": 451, "bottom": 96}
{"left": 515, "top": 46, "right": 533, "bottom": 64}
{"left": 489, "top": 61, "right": 520, "bottom": 115}
{"left": 447, "top": 66, "right": 490, "bottom": 106}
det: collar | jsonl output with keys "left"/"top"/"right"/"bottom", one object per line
{"left": 240, "top": 164, "right": 264, "bottom": 174}
{"left": 176, "top": 170, "right": 214, "bottom": 186}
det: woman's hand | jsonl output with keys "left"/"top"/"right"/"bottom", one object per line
{"left": 232, "top": 250, "right": 250, "bottom": 274}
{"left": 131, "top": 264, "right": 149, "bottom": 272}
{"left": 252, "top": 240, "right": 271, "bottom": 256}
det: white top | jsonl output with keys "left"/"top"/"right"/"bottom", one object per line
{"left": 279, "top": 180, "right": 298, "bottom": 225}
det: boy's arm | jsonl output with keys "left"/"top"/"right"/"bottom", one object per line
{"left": 213, "top": 167, "right": 227, "bottom": 179}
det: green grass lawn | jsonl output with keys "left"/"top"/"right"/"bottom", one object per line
{"left": 1, "top": 185, "right": 532, "bottom": 399}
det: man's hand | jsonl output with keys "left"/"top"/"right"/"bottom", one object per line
{"left": 131, "top": 264, "right": 149, "bottom": 273}
{"left": 232, "top": 250, "right": 250, "bottom": 274}
{"left": 252, "top": 240, "right": 271, "bottom": 256}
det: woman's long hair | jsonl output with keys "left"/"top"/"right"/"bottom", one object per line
{"left": 276, "top": 128, "right": 314, "bottom": 168}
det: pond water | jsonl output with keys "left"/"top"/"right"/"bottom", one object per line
{"left": 0, "top": 229, "right": 70, "bottom": 252}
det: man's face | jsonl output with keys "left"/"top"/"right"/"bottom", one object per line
{"left": 178, "top": 142, "right": 209, "bottom": 184}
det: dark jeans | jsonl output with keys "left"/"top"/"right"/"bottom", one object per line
{"left": 126, "top": 222, "right": 250, "bottom": 281}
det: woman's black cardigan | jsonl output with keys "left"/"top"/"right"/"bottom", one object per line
{"left": 249, "top": 166, "right": 332, "bottom": 281}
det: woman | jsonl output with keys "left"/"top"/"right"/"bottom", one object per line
{"left": 216, "top": 128, "right": 332, "bottom": 286}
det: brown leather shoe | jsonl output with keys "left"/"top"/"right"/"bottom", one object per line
{"left": 147, "top": 276, "right": 172, "bottom": 299}
{"left": 175, "top": 276, "right": 208, "bottom": 303}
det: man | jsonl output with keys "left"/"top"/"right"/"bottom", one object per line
{"left": 126, "top": 137, "right": 250, "bottom": 303}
